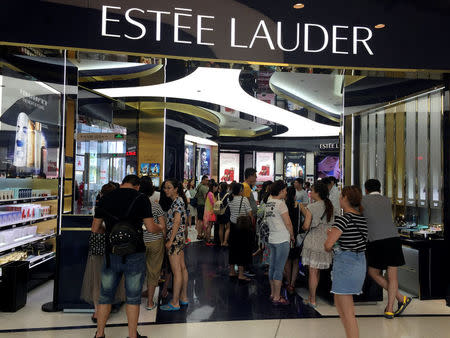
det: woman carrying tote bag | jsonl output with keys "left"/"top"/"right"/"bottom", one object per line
{"left": 227, "top": 183, "right": 253, "bottom": 282}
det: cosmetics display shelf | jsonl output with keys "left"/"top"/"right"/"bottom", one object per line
{"left": 27, "top": 251, "right": 56, "bottom": 269}
{"left": 0, "top": 233, "right": 55, "bottom": 254}
{"left": 0, "top": 196, "right": 58, "bottom": 205}
{"left": 0, "top": 214, "right": 57, "bottom": 230}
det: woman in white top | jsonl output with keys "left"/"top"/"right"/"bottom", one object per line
{"left": 265, "top": 180, "right": 294, "bottom": 305}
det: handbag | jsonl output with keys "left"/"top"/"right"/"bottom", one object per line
{"left": 88, "top": 232, "right": 106, "bottom": 256}
{"left": 258, "top": 205, "right": 269, "bottom": 243}
{"left": 236, "top": 196, "right": 252, "bottom": 231}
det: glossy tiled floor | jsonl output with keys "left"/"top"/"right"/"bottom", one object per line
{"left": 1, "top": 231, "right": 449, "bottom": 338}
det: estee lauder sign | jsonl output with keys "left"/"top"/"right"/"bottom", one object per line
{"left": 101, "top": 5, "right": 375, "bottom": 56}
{"left": 0, "top": 0, "right": 450, "bottom": 70}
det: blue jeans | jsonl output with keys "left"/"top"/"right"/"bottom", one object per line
{"left": 99, "top": 252, "right": 146, "bottom": 305}
{"left": 268, "top": 242, "right": 290, "bottom": 281}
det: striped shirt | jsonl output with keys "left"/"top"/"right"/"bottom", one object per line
{"left": 143, "top": 200, "right": 165, "bottom": 243}
{"left": 229, "top": 196, "right": 252, "bottom": 223}
{"left": 333, "top": 212, "right": 368, "bottom": 252}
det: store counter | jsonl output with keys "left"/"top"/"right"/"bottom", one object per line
{"left": 56, "top": 215, "right": 92, "bottom": 310}
{"left": 399, "top": 237, "right": 446, "bottom": 300}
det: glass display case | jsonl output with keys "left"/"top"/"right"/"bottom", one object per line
{"left": 0, "top": 60, "right": 62, "bottom": 274}
{"left": 356, "top": 88, "right": 444, "bottom": 239}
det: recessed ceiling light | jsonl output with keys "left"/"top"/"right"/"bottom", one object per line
{"left": 293, "top": 3, "right": 305, "bottom": 9}
{"left": 375, "top": 24, "right": 385, "bottom": 29}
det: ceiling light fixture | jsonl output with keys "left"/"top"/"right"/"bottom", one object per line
{"left": 96, "top": 67, "right": 340, "bottom": 137}
{"left": 293, "top": 3, "right": 305, "bottom": 9}
{"left": 375, "top": 24, "right": 385, "bottom": 29}
{"left": 185, "top": 134, "right": 218, "bottom": 146}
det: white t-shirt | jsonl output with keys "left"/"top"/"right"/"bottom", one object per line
{"left": 150, "top": 191, "right": 160, "bottom": 204}
{"left": 265, "top": 196, "right": 290, "bottom": 244}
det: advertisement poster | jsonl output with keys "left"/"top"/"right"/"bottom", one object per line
{"left": 285, "top": 152, "right": 306, "bottom": 184}
{"left": 256, "top": 152, "right": 274, "bottom": 182}
{"left": 198, "top": 147, "right": 211, "bottom": 177}
{"left": 150, "top": 163, "right": 160, "bottom": 176}
{"left": 316, "top": 155, "right": 341, "bottom": 179}
{"left": 0, "top": 75, "right": 61, "bottom": 178}
{"left": 184, "top": 144, "right": 194, "bottom": 180}
{"left": 140, "top": 163, "right": 150, "bottom": 176}
{"left": 219, "top": 152, "right": 240, "bottom": 183}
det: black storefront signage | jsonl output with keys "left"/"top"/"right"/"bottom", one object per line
{"left": 319, "top": 143, "right": 339, "bottom": 150}
{"left": 1, "top": 0, "right": 450, "bottom": 70}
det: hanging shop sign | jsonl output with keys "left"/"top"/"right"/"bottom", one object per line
{"left": 1, "top": 1, "right": 450, "bottom": 70}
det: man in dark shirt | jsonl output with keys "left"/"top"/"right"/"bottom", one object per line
{"left": 92, "top": 175, "right": 161, "bottom": 338}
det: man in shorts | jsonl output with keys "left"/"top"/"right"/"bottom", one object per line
{"left": 362, "top": 179, "right": 412, "bottom": 319}
{"left": 195, "top": 175, "right": 209, "bottom": 239}
{"left": 92, "top": 175, "right": 161, "bottom": 338}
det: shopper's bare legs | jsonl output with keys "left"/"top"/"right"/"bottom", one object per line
{"left": 196, "top": 219, "right": 204, "bottom": 238}
{"left": 168, "top": 254, "right": 182, "bottom": 307}
{"left": 96, "top": 304, "right": 111, "bottom": 337}
{"left": 205, "top": 221, "right": 212, "bottom": 242}
{"left": 334, "top": 294, "right": 359, "bottom": 338}
{"left": 290, "top": 258, "right": 300, "bottom": 287}
{"left": 368, "top": 267, "right": 404, "bottom": 311}
{"left": 272, "top": 280, "right": 283, "bottom": 300}
{"left": 180, "top": 250, "right": 189, "bottom": 302}
{"left": 223, "top": 223, "right": 230, "bottom": 246}
{"left": 238, "top": 265, "right": 250, "bottom": 280}
{"left": 284, "top": 259, "right": 292, "bottom": 285}
{"left": 269, "top": 280, "right": 274, "bottom": 298}
{"left": 125, "top": 304, "right": 140, "bottom": 338}
{"left": 147, "top": 284, "right": 157, "bottom": 308}
{"left": 219, "top": 223, "right": 225, "bottom": 245}
{"left": 308, "top": 267, "right": 320, "bottom": 304}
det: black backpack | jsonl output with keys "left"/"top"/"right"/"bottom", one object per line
{"left": 105, "top": 194, "right": 142, "bottom": 258}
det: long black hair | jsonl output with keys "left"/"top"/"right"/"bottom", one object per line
{"left": 208, "top": 179, "right": 219, "bottom": 197}
{"left": 159, "top": 180, "right": 172, "bottom": 212}
{"left": 139, "top": 176, "right": 155, "bottom": 197}
{"left": 229, "top": 182, "right": 243, "bottom": 202}
{"left": 313, "top": 181, "right": 334, "bottom": 222}
{"left": 219, "top": 182, "right": 228, "bottom": 197}
{"left": 165, "top": 178, "right": 188, "bottom": 208}
{"left": 259, "top": 180, "right": 272, "bottom": 204}
{"left": 286, "top": 185, "right": 297, "bottom": 211}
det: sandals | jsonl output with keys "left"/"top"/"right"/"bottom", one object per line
{"left": 395, "top": 296, "right": 412, "bottom": 317}
{"left": 160, "top": 303, "right": 180, "bottom": 311}
{"left": 145, "top": 303, "right": 157, "bottom": 311}
{"left": 180, "top": 300, "right": 189, "bottom": 306}
{"left": 384, "top": 310, "right": 395, "bottom": 319}
{"left": 273, "top": 296, "right": 290, "bottom": 306}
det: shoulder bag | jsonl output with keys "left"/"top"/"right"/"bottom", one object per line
{"left": 236, "top": 196, "right": 252, "bottom": 231}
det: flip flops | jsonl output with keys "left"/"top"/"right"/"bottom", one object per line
{"left": 160, "top": 303, "right": 180, "bottom": 311}
{"left": 395, "top": 296, "right": 412, "bottom": 317}
{"left": 145, "top": 303, "right": 157, "bottom": 311}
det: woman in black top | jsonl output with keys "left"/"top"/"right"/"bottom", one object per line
{"left": 325, "top": 186, "right": 368, "bottom": 338}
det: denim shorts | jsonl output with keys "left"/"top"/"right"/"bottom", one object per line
{"left": 331, "top": 249, "right": 366, "bottom": 295}
{"left": 99, "top": 252, "right": 146, "bottom": 305}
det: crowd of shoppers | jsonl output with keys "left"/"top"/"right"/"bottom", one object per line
{"left": 82, "top": 166, "right": 411, "bottom": 338}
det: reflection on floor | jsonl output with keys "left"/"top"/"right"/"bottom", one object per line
{"left": 4, "top": 317, "right": 450, "bottom": 338}
{"left": 156, "top": 242, "right": 320, "bottom": 324}
{"left": 0, "top": 280, "right": 157, "bottom": 331}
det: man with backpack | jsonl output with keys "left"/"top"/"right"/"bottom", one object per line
{"left": 91, "top": 175, "right": 162, "bottom": 338}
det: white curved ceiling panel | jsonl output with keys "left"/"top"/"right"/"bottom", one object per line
{"left": 97, "top": 67, "right": 340, "bottom": 137}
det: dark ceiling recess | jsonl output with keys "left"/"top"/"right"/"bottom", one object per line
{"left": 345, "top": 78, "right": 442, "bottom": 107}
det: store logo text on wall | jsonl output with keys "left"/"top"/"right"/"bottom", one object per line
{"left": 101, "top": 6, "right": 376, "bottom": 55}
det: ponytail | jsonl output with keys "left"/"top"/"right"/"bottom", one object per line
{"left": 324, "top": 197, "right": 334, "bottom": 222}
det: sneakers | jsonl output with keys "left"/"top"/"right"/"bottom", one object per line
{"left": 394, "top": 296, "right": 412, "bottom": 317}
